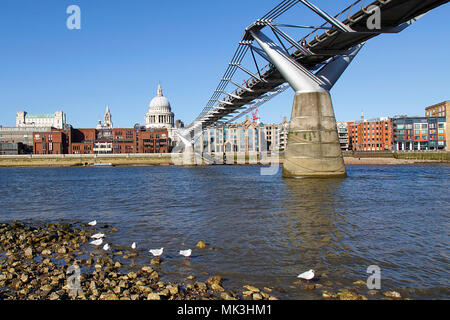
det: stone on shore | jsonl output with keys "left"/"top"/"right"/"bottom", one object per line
{"left": 383, "top": 291, "right": 402, "bottom": 299}
{"left": 147, "top": 293, "right": 161, "bottom": 300}
{"left": 24, "top": 247, "right": 33, "bottom": 259}
{"left": 243, "top": 285, "right": 260, "bottom": 293}
{"left": 337, "top": 289, "right": 367, "bottom": 300}
{"left": 206, "top": 276, "right": 222, "bottom": 287}
{"left": 252, "top": 293, "right": 263, "bottom": 300}
{"left": 196, "top": 241, "right": 206, "bottom": 249}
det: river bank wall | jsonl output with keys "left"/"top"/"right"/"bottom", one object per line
{"left": 0, "top": 152, "right": 448, "bottom": 168}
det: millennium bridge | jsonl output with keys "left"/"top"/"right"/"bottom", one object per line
{"left": 176, "top": 0, "right": 447, "bottom": 177}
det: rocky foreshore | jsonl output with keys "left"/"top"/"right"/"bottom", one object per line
{"left": 0, "top": 221, "right": 279, "bottom": 301}
{"left": 0, "top": 221, "right": 406, "bottom": 301}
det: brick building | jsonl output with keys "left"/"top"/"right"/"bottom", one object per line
{"left": 69, "top": 129, "right": 96, "bottom": 154}
{"left": 137, "top": 129, "right": 169, "bottom": 153}
{"left": 33, "top": 129, "right": 68, "bottom": 155}
{"left": 348, "top": 118, "right": 393, "bottom": 151}
{"left": 32, "top": 127, "right": 170, "bottom": 155}
{"left": 112, "top": 128, "right": 137, "bottom": 154}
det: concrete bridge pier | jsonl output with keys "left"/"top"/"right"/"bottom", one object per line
{"left": 182, "top": 142, "right": 196, "bottom": 166}
{"left": 250, "top": 30, "right": 363, "bottom": 178}
{"left": 282, "top": 91, "right": 345, "bottom": 178}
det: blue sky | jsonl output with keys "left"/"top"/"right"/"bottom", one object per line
{"left": 0, "top": 0, "right": 448, "bottom": 128}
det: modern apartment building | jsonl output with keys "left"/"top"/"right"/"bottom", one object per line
{"left": 392, "top": 116, "right": 446, "bottom": 151}
{"left": 425, "top": 101, "right": 449, "bottom": 151}
{"left": 336, "top": 122, "right": 349, "bottom": 151}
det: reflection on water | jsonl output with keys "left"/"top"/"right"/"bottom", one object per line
{"left": 0, "top": 165, "right": 448, "bottom": 299}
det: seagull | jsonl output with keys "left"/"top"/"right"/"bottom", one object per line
{"left": 131, "top": 242, "right": 137, "bottom": 250}
{"left": 88, "top": 220, "right": 97, "bottom": 226}
{"left": 90, "top": 238, "right": 103, "bottom": 246}
{"left": 91, "top": 233, "right": 105, "bottom": 239}
{"left": 103, "top": 243, "right": 110, "bottom": 251}
{"left": 149, "top": 248, "right": 164, "bottom": 257}
{"left": 297, "top": 269, "right": 315, "bottom": 286}
{"left": 179, "top": 249, "right": 192, "bottom": 259}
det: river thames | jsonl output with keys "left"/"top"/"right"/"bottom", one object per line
{"left": 0, "top": 164, "right": 448, "bottom": 299}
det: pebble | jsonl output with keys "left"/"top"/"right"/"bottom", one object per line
{"left": 243, "top": 285, "right": 260, "bottom": 293}
{"left": 252, "top": 293, "right": 263, "bottom": 300}
{"left": 206, "top": 276, "right": 222, "bottom": 287}
{"left": 221, "top": 292, "right": 237, "bottom": 300}
{"left": 383, "top": 291, "right": 402, "bottom": 299}
{"left": 196, "top": 241, "right": 206, "bottom": 249}
{"left": 337, "top": 289, "right": 367, "bottom": 300}
{"left": 147, "top": 293, "right": 161, "bottom": 300}
{"left": 24, "top": 247, "right": 33, "bottom": 259}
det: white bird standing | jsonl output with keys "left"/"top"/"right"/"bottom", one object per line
{"left": 149, "top": 248, "right": 164, "bottom": 257}
{"left": 103, "top": 243, "right": 110, "bottom": 251}
{"left": 179, "top": 249, "right": 192, "bottom": 259}
{"left": 90, "top": 238, "right": 103, "bottom": 246}
{"left": 131, "top": 242, "right": 137, "bottom": 250}
{"left": 91, "top": 233, "right": 105, "bottom": 239}
{"left": 297, "top": 269, "right": 315, "bottom": 286}
{"left": 88, "top": 220, "right": 97, "bottom": 226}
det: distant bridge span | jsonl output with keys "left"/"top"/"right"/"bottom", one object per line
{"left": 179, "top": 0, "right": 447, "bottom": 177}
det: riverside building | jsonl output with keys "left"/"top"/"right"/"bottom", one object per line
{"left": 16, "top": 111, "right": 66, "bottom": 129}
{"left": 425, "top": 101, "right": 449, "bottom": 151}
{"left": 0, "top": 110, "right": 69, "bottom": 154}
{"left": 392, "top": 116, "right": 446, "bottom": 151}
{"left": 347, "top": 118, "right": 393, "bottom": 151}
{"left": 196, "top": 115, "right": 289, "bottom": 155}
{"left": 337, "top": 122, "right": 350, "bottom": 151}
{"left": 33, "top": 127, "right": 169, "bottom": 155}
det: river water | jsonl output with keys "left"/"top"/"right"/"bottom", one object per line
{"left": 0, "top": 165, "right": 448, "bottom": 299}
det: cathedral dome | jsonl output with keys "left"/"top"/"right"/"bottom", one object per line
{"left": 149, "top": 82, "right": 171, "bottom": 113}
{"left": 145, "top": 81, "right": 175, "bottom": 130}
